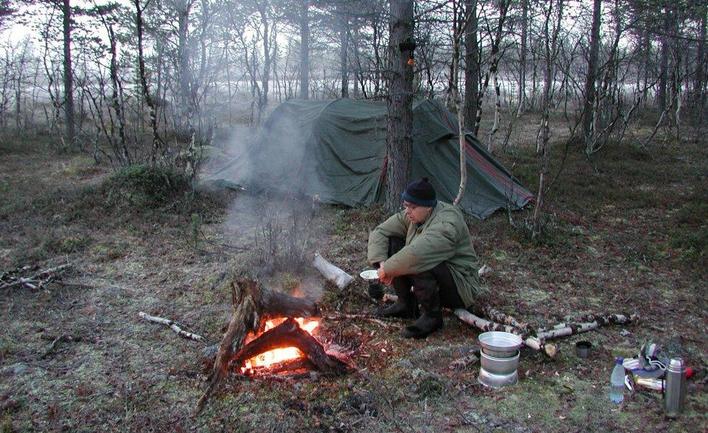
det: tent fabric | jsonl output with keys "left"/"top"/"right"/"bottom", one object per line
{"left": 209, "top": 98, "right": 533, "bottom": 219}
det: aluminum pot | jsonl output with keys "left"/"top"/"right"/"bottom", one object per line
{"left": 480, "top": 350, "right": 520, "bottom": 375}
{"left": 478, "top": 331, "right": 522, "bottom": 358}
{"left": 478, "top": 368, "right": 518, "bottom": 388}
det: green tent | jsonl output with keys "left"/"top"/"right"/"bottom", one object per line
{"left": 210, "top": 98, "right": 533, "bottom": 219}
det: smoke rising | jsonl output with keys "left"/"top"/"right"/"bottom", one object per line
{"left": 212, "top": 114, "right": 330, "bottom": 303}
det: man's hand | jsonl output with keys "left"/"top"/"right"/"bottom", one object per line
{"left": 377, "top": 264, "right": 394, "bottom": 286}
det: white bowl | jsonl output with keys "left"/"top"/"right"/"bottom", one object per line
{"left": 359, "top": 269, "right": 379, "bottom": 280}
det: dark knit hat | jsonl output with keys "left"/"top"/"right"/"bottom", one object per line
{"left": 401, "top": 177, "right": 437, "bottom": 207}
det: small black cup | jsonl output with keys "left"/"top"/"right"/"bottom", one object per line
{"left": 575, "top": 341, "right": 592, "bottom": 358}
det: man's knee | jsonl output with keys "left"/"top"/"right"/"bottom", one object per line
{"left": 411, "top": 272, "right": 438, "bottom": 301}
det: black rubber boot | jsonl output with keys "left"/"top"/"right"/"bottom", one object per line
{"left": 376, "top": 280, "right": 416, "bottom": 318}
{"left": 401, "top": 311, "right": 443, "bottom": 339}
{"left": 367, "top": 282, "right": 384, "bottom": 300}
{"left": 401, "top": 278, "right": 443, "bottom": 339}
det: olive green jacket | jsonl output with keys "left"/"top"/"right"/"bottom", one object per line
{"left": 367, "top": 201, "right": 485, "bottom": 308}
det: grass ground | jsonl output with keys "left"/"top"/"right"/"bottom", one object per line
{"left": 0, "top": 122, "right": 705, "bottom": 433}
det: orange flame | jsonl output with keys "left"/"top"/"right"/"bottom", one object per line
{"left": 241, "top": 317, "right": 320, "bottom": 373}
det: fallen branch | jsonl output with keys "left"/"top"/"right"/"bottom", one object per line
{"left": 313, "top": 253, "right": 353, "bottom": 289}
{"left": 41, "top": 334, "right": 84, "bottom": 359}
{"left": 323, "top": 313, "right": 398, "bottom": 328}
{"left": 536, "top": 313, "right": 638, "bottom": 341}
{"left": 520, "top": 336, "right": 558, "bottom": 358}
{"left": 139, "top": 312, "right": 205, "bottom": 342}
{"left": 560, "top": 312, "right": 639, "bottom": 327}
{"left": 0, "top": 264, "right": 72, "bottom": 290}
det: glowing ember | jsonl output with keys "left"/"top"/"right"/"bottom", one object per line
{"left": 241, "top": 317, "right": 320, "bottom": 373}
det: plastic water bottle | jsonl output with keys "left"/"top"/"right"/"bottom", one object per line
{"left": 610, "top": 357, "right": 625, "bottom": 404}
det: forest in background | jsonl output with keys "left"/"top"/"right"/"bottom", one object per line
{"left": 0, "top": 0, "right": 704, "bottom": 153}
{"left": 0, "top": 0, "right": 705, "bottom": 239}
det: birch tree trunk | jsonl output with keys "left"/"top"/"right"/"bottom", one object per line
{"left": 176, "top": 0, "right": 194, "bottom": 133}
{"left": 582, "top": 0, "right": 601, "bottom": 149}
{"left": 694, "top": 6, "right": 706, "bottom": 112}
{"left": 532, "top": 0, "right": 564, "bottom": 240}
{"left": 135, "top": 0, "right": 163, "bottom": 163}
{"left": 473, "top": 0, "right": 509, "bottom": 136}
{"left": 516, "top": 0, "right": 528, "bottom": 116}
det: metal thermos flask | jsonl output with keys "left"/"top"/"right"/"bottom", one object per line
{"left": 664, "top": 358, "right": 687, "bottom": 418}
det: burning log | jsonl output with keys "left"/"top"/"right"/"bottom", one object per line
{"left": 259, "top": 286, "right": 320, "bottom": 320}
{"left": 231, "top": 318, "right": 348, "bottom": 374}
{"left": 195, "top": 278, "right": 344, "bottom": 416}
{"left": 196, "top": 281, "right": 259, "bottom": 415}
{"left": 247, "top": 358, "right": 315, "bottom": 377}
{"left": 313, "top": 253, "right": 353, "bottom": 289}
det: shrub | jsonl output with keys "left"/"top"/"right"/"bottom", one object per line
{"left": 104, "top": 164, "right": 191, "bottom": 208}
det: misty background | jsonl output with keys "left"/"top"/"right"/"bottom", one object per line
{"left": 0, "top": 0, "right": 705, "bottom": 241}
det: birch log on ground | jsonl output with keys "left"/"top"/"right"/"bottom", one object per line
{"left": 481, "top": 306, "right": 534, "bottom": 335}
{"left": 454, "top": 309, "right": 558, "bottom": 358}
{"left": 562, "top": 312, "right": 639, "bottom": 327}
{"left": 535, "top": 313, "right": 639, "bottom": 341}
{"left": 313, "top": 253, "right": 354, "bottom": 289}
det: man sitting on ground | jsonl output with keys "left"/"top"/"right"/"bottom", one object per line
{"left": 367, "top": 177, "right": 486, "bottom": 338}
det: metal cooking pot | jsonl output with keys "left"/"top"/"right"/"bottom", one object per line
{"left": 480, "top": 350, "right": 520, "bottom": 375}
{"left": 478, "top": 331, "right": 523, "bottom": 358}
{"left": 478, "top": 368, "right": 518, "bottom": 388}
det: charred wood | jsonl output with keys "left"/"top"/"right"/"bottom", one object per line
{"left": 230, "top": 318, "right": 349, "bottom": 375}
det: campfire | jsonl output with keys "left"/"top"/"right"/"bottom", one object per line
{"left": 240, "top": 317, "right": 322, "bottom": 374}
{"left": 196, "top": 279, "right": 350, "bottom": 414}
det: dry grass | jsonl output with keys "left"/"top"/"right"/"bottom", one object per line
{"left": 0, "top": 122, "right": 705, "bottom": 433}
